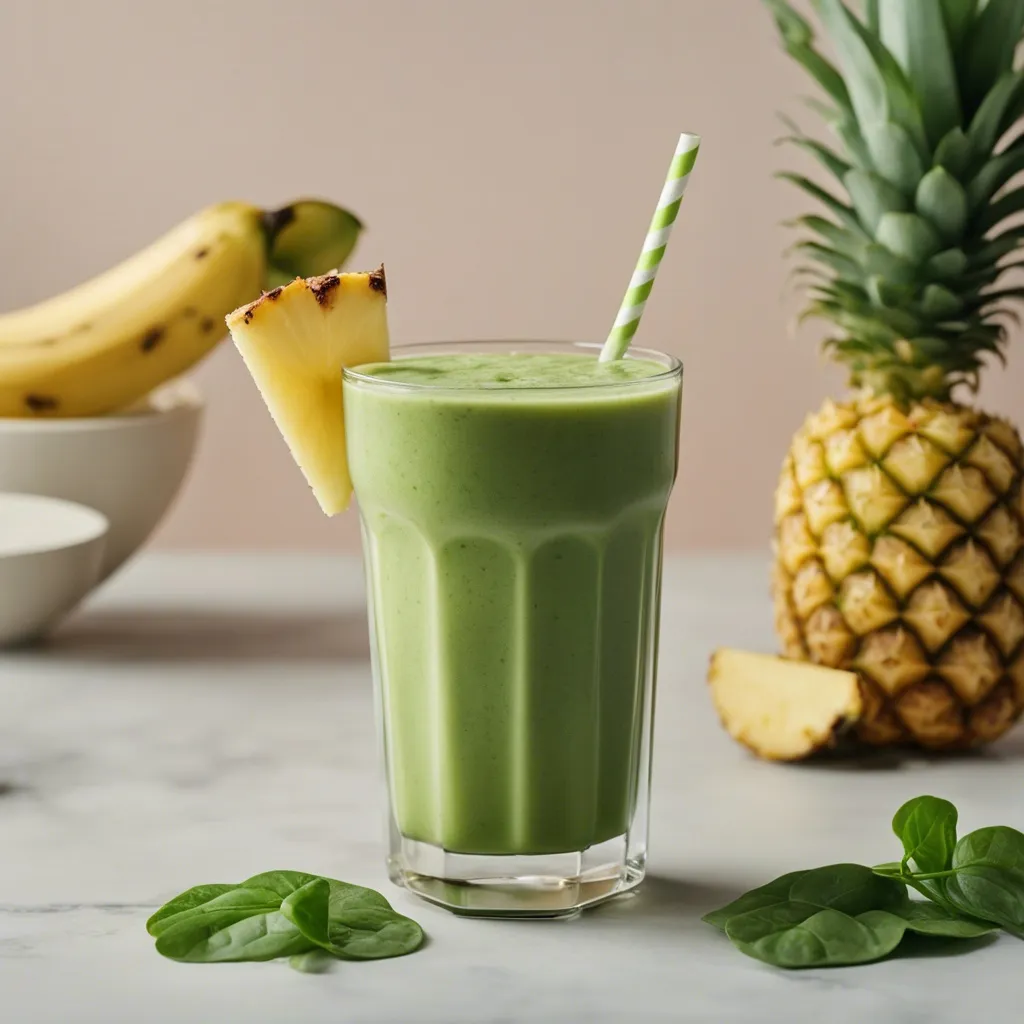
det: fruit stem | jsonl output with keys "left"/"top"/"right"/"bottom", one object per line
{"left": 261, "top": 206, "right": 297, "bottom": 247}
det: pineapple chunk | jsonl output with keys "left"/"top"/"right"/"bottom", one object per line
{"left": 708, "top": 649, "right": 863, "bottom": 761}
{"left": 226, "top": 267, "right": 389, "bottom": 515}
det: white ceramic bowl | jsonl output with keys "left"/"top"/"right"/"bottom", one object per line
{"left": 0, "top": 382, "right": 202, "bottom": 580}
{"left": 0, "top": 493, "right": 108, "bottom": 646}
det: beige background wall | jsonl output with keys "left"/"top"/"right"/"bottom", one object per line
{"left": 2, "top": 0, "right": 1022, "bottom": 552}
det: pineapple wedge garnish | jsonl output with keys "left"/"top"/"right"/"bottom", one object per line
{"left": 226, "top": 266, "right": 389, "bottom": 515}
{"left": 708, "top": 649, "right": 862, "bottom": 761}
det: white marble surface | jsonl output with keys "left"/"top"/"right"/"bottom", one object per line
{"left": 2, "top": 552, "right": 1024, "bottom": 1023}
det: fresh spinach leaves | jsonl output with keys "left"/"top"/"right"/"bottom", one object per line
{"left": 720, "top": 864, "right": 911, "bottom": 967}
{"left": 704, "top": 796, "right": 1011, "bottom": 969}
{"left": 145, "top": 884, "right": 237, "bottom": 937}
{"left": 726, "top": 904, "right": 906, "bottom": 968}
{"left": 788, "top": 864, "right": 909, "bottom": 916}
{"left": 156, "top": 904, "right": 314, "bottom": 963}
{"left": 884, "top": 794, "right": 961, "bottom": 909}
{"left": 281, "top": 876, "right": 424, "bottom": 960}
{"left": 702, "top": 870, "right": 809, "bottom": 931}
{"left": 892, "top": 796, "right": 958, "bottom": 874}
{"left": 944, "top": 827, "right": 1024, "bottom": 937}
{"left": 898, "top": 901, "right": 995, "bottom": 939}
{"left": 147, "top": 871, "right": 424, "bottom": 972}
{"left": 240, "top": 870, "right": 325, "bottom": 899}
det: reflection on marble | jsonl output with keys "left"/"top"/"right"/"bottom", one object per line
{"left": 2, "top": 553, "right": 1024, "bottom": 1023}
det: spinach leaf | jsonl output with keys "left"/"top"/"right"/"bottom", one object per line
{"left": 712, "top": 881, "right": 994, "bottom": 968}
{"left": 147, "top": 871, "right": 426, "bottom": 967}
{"left": 873, "top": 861, "right": 903, "bottom": 874}
{"left": 706, "top": 865, "right": 908, "bottom": 930}
{"left": 725, "top": 905, "right": 907, "bottom": 968}
{"left": 703, "top": 798, "right": 1024, "bottom": 970}
{"left": 155, "top": 905, "right": 316, "bottom": 962}
{"left": 788, "top": 863, "right": 910, "bottom": 916}
{"left": 150, "top": 884, "right": 322, "bottom": 963}
{"left": 146, "top": 884, "right": 235, "bottom": 937}
{"left": 716, "top": 865, "right": 913, "bottom": 968}
{"left": 240, "top": 870, "right": 326, "bottom": 899}
{"left": 892, "top": 796, "right": 958, "bottom": 874}
{"left": 148, "top": 886, "right": 286, "bottom": 941}
{"left": 702, "top": 871, "right": 809, "bottom": 931}
{"left": 282, "top": 877, "right": 424, "bottom": 960}
{"left": 898, "top": 901, "right": 996, "bottom": 938}
{"left": 873, "top": 864, "right": 957, "bottom": 914}
{"left": 944, "top": 826, "right": 1024, "bottom": 937}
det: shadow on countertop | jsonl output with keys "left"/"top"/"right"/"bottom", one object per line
{"left": 890, "top": 931, "right": 1000, "bottom": 961}
{"left": 775, "top": 730, "right": 1024, "bottom": 770}
{"left": 18, "top": 608, "right": 370, "bottom": 663}
{"left": 591, "top": 874, "right": 742, "bottom": 931}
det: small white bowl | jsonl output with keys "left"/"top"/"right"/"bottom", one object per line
{"left": 0, "top": 381, "right": 202, "bottom": 581}
{"left": 0, "top": 493, "right": 108, "bottom": 646}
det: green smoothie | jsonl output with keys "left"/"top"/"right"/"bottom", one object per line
{"left": 344, "top": 351, "right": 681, "bottom": 857}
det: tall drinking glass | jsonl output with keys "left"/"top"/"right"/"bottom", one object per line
{"left": 344, "top": 341, "right": 682, "bottom": 917}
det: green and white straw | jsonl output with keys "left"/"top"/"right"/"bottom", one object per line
{"left": 599, "top": 132, "right": 701, "bottom": 362}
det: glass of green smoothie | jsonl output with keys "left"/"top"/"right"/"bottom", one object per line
{"left": 343, "top": 340, "right": 682, "bottom": 918}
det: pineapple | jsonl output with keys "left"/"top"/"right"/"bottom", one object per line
{"left": 709, "top": 649, "right": 863, "bottom": 760}
{"left": 767, "top": 0, "right": 1024, "bottom": 750}
{"left": 225, "top": 266, "right": 389, "bottom": 515}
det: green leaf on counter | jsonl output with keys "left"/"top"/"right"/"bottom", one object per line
{"left": 147, "top": 870, "right": 425, "bottom": 969}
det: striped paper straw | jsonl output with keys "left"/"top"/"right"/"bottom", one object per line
{"left": 599, "top": 133, "right": 701, "bottom": 362}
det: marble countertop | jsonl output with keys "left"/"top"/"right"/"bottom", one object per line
{"left": 2, "top": 552, "right": 1023, "bottom": 1023}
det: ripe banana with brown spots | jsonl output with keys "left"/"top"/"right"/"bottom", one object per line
{"left": 0, "top": 200, "right": 361, "bottom": 417}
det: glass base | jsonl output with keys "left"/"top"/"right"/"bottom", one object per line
{"left": 388, "top": 833, "right": 645, "bottom": 919}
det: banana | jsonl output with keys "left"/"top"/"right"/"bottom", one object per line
{"left": 0, "top": 199, "right": 361, "bottom": 417}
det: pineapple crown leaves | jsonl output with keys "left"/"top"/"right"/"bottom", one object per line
{"left": 766, "top": 0, "right": 1024, "bottom": 402}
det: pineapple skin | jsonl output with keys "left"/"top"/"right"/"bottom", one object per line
{"left": 773, "top": 393, "right": 1024, "bottom": 750}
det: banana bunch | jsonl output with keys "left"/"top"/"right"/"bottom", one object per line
{"left": 0, "top": 200, "right": 362, "bottom": 417}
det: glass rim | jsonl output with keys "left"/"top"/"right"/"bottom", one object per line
{"left": 342, "top": 340, "right": 682, "bottom": 394}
